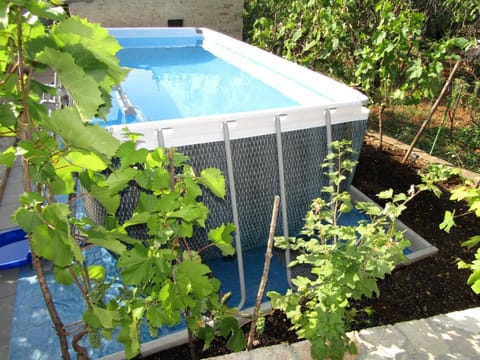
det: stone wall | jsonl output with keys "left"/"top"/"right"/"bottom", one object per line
{"left": 68, "top": 0, "right": 244, "bottom": 39}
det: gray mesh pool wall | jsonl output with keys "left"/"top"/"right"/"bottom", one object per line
{"left": 181, "top": 119, "right": 367, "bottom": 260}
{"left": 83, "top": 119, "right": 368, "bottom": 260}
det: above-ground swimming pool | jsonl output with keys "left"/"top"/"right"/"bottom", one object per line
{"left": 9, "top": 27, "right": 445, "bottom": 360}
{"left": 84, "top": 27, "right": 370, "bottom": 311}
{"left": 101, "top": 27, "right": 368, "bottom": 149}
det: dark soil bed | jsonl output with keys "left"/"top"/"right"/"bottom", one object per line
{"left": 350, "top": 138, "right": 480, "bottom": 325}
{"left": 145, "top": 138, "right": 480, "bottom": 359}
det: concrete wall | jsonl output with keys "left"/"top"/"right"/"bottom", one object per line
{"left": 68, "top": 0, "right": 244, "bottom": 39}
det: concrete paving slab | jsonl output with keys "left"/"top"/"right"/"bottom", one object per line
{"left": 0, "top": 344, "right": 10, "bottom": 360}
{"left": 0, "top": 137, "right": 16, "bottom": 203}
{"left": 206, "top": 308, "right": 480, "bottom": 360}
{"left": 207, "top": 350, "right": 251, "bottom": 359}
{"left": 351, "top": 307, "right": 480, "bottom": 359}
{"left": 250, "top": 343, "right": 295, "bottom": 359}
{"left": 396, "top": 319, "right": 450, "bottom": 357}
{"left": 0, "top": 294, "right": 15, "bottom": 347}
{"left": 0, "top": 140, "right": 20, "bottom": 359}
{"left": 354, "top": 324, "right": 412, "bottom": 359}
{"left": 289, "top": 341, "right": 312, "bottom": 359}
{"left": 0, "top": 268, "right": 18, "bottom": 359}
{"left": 0, "top": 268, "right": 18, "bottom": 298}
{"left": 0, "top": 157, "right": 23, "bottom": 231}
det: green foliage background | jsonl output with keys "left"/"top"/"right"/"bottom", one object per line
{"left": 244, "top": 0, "right": 480, "bottom": 171}
{"left": 244, "top": 0, "right": 478, "bottom": 98}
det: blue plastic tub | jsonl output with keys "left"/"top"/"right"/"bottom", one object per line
{"left": 0, "top": 228, "right": 31, "bottom": 270}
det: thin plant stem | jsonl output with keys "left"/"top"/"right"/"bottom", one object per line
{"left": 185, "top": 309, "right": 198, "bottom": 360}
{"left": 168, "top": 147, "right": 175, "bottom": 192}
{"left": 68, "top": 267, "right": 93, "bottom": 309}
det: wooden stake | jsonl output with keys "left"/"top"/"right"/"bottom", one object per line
{"left": 402, "top": 60, "right": 463, "bottom": 163}
{"left": 247, "top": 195, "right": 281, "bottom": 349}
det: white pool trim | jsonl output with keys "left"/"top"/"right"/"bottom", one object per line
{"left": 109, "top": 103, "right": 369, "bottom": 148}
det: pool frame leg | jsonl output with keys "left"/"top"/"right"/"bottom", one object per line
{"left": 275, "top": 109, "right": 335, "bottom": 287}
{"left": 325, "top": 109, "right": 334, "bottom": 206}
{"left": 325, "top": 108, "right": 334, "bottom": 172}
{"left": 155, "top": 128, "right": 166, "bottom": 148}
{"left": 274, "top": 114, "right": 294, "bottom": 288}
{"left": 222, "top": 121, "right": 246, "bottom": 310}
{"left": 157, "top": 124, "right": 247, "bottom": 309}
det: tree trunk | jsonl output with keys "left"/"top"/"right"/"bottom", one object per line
{"left": 72, "top": 329, "right": 89, "bottom": 360}
{"left": 29, "top": 239, "right": 71, "bottom": 359}
{"left": 187, "top": 322, "right": 198, "bottom": 360}
{"left": 16, "top": 15, "right": 71, "bottom": 359}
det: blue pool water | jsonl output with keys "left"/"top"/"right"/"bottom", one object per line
{"left": 102, "top": 46, "right": 299, "bottom": 125}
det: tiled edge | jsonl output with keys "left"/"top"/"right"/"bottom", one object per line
{"left": 0, "top": 267, "right": 18, "bottom": 360}
{"left": 0, "top": 137, "right": 16, "bottom": 203}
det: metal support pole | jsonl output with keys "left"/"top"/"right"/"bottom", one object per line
{"left": 155, "top": 128, "right": 166, "bottom": 148}
{"left": 325, "top": 109, "right": 333, "bottom": 158}
{"left": 325, "top": 109, "right": 334, "bottom": 199}
{"left": 274, "top": 114, "right": 293, "bottom": 287}
{"left": 223, "top": 121, "right": 246, "bottom": 310}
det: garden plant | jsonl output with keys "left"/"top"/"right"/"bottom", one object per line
{"left": 0, "top": 1, "right": 244, "bottom": 359}
{"left": 267, "top": 141, "right": 455, "bottom": 360}
{"left": 244, "top": 0, "right": 478, "bottom": 152}
{"left": 441, "top": 178, "right": 480, "bottom": 294}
